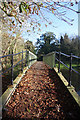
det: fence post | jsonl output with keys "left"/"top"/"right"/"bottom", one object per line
{"left": 54, "top": 51, "right": 56, "bottom": 67}
{"left": 25, "top": 49, "right": 27, "bottom": 67}
{"left": 58, "top": 52, "right": 61, "bottom": 73}
{"left": 21, "top": 50, "right": 23, "bottom": 72}
{"left": 68, "top": 53, "right": 72, "bottom": 86}
{"left": 11, "top": 50, "right": 13, "bottom": 85}
{"left": 27, "top": 51, "right": 29, "bottom": 67}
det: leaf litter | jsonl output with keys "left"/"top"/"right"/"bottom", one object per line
{"left": 2, "top": 62, "right": 80, "bottom": 120}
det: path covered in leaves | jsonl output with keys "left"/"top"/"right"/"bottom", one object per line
{"left": 2, "top": 62, "right": 80, "bottom": 120}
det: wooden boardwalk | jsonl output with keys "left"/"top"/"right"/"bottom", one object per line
{"left": 2, "top": 62, "right": 80, "bottom": 120}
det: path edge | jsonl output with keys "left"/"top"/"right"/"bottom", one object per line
{"left": 0, "top": 66, "right": 28, "bottom": 110}
{"left": 0, "top": 61, "right": 37, "bottom": 110}
{"left": 54, "top": 67, "right": 80, "bottom": 107}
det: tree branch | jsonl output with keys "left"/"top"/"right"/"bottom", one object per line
{"left": 55, "top": 2, "right": 80, "bottom": 13}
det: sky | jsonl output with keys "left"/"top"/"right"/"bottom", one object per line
{"left": 21, "top": 2, "right": 79, "bottom": 45}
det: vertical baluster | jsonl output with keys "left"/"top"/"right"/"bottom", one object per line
{"left": 27, "top": 51, "right": 29, "bottom": 67}
{"left": 21, "top": 50, "right": 23, "bottom": 72}
{"left": 69, "top": 53, "right": 72, "bottom": 86}
{"left": 54, "top": 51, "right": 56, "bottom": 67}
{"left": 58, "top": 52, "right": 61, "bottom": 73}
{"left": 25, "top": 49, "right": 27, "bottom": 67}
{"left": 11, "top": 50, "right": 13, "bottom": 85}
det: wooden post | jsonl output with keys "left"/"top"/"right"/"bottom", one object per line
{"left": 11, "top": 50, "right": 13, "bottom": 85}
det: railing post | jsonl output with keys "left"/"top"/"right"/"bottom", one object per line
{"left": 58, "top": 52, "right": 61, "bottom": 73}
{"left": 68, "top": 53, "right": 72, "bottom": 86}
{"left": 11, "top": 50, "right": 13, "bottom": 85}
{"left": 25, "top": 49, "right": 27, "bottom": 67}
{"left": 21, "top": 50, "right": 23, "bottom": 72}
{"left": 54, "top": 51, "right": 56, "bottom": 67}
{"left": 27, "top": 51, "right": 29, "bottom": 67}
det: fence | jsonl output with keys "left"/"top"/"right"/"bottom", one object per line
{"left": 0, "top": 50, "right": 37, "bottom": 86}
{"left": 43, "top": 51, "right": 80, "bottom": 87}
{"left": 56, "top": 52, "right": 80, "bottom": 86}
{"left": 43, "top": 52, "right": 55, "bottom": 68}
{"left": 28, "top": 51, "right": 37, "bottom": 68}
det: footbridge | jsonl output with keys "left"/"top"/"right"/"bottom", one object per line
{"left": 0, "top": 50, "right": 80, "bottom": 120}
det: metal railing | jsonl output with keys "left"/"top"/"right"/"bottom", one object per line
{"left": 55, "top": 51, "right": 80, "bottom": 86}
{"left": 0, "top": 50, "right": 37, "bottom": 85}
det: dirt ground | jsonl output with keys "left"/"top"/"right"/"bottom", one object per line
{"left": 2, "top": 62, "right": 80, "bottom": 120}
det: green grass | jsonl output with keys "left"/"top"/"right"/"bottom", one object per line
{"left": 55, "top": 63, "right": 80, "bottom": 92}
{"left": 56, "top": 63, "right": 80, "bottom": 73}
